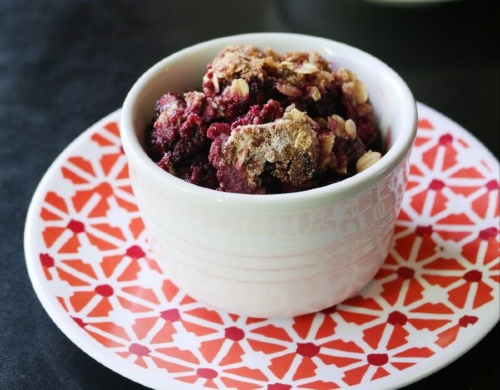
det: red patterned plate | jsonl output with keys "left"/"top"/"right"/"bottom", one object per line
{"left": 24, "top": 102, "right": 499, "bottom": 390}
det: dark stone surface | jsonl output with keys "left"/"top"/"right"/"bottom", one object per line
{"left": 1, "top": 0, "right": 498, "bottom": 389}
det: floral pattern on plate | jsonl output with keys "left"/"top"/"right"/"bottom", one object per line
{"left": 25, "top": 102, "right": 499, "bottom": 390}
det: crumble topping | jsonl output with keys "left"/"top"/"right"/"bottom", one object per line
{"left": 146, "top": 45, "right": 383, "bottom": 194}
{"left": 210, "top": 108, "right": 319, "bottom": 193}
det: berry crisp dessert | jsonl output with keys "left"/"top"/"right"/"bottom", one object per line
{"left": 145, "top": 45, "right": 383, "bottom": 194}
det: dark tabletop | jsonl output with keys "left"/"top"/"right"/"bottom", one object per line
{"left": 1, "top": 0, "right": 498, "bottom": 389}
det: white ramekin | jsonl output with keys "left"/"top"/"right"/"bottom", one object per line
{"left": 120, "top": 32, "right": 417, "bottom": 318}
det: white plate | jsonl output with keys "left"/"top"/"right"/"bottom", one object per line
{"left": 24, "top": 102, "right": 499, "bottom": 390}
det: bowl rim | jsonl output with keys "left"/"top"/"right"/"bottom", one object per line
{"left": 120, "top": 32, "right": 417, "bottom": 205}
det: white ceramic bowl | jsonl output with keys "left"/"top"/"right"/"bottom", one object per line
{"left": 120, "top": 32, "right": 417, "bottom": 318}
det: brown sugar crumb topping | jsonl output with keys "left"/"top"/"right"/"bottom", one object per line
{"left": 213, "top": 108, "right": 319, "bottom": 193}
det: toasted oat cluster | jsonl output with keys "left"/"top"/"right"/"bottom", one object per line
{"left": 146, "top": 45, "right": 382, "bottom": 194}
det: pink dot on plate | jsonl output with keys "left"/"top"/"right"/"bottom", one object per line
{"left": 388, "top": 311, "right": 408, "bottom": 326}
{"left": 459, "top": 315, "right": 478, "bottom": 327}
{"left": 486, "top": 180, "right": 499, "bottom": 191}
{"left": 429, "top": 179, "right": 445, "bottom": 190}
{"left": 479, "top": 227, "right": 499, "bottom": 240}
{"left": 39, "top": 253, "right": 55, "bottom": 267}
{"left": 321, "top": 305, "right": 337, "bottom": 315}
{"left": 197, "top": 368, "right": 218, "bottom": 379}
{"left": 367, "top": 353, "right": 389, "bottom": 366}
{"left": 296, "top": 342, "right": 320, "bottom": 357}
{"left": 95, "top": 284, "right": 114, "bottom": 297}
{"left": 129, "top": 343, "right": 151, "bottom": 357}
{"left": 67, "top": 219, "right": 85, "bottom": 233}
{"left": 224, "top": 326, "right": 245, "bottom": 341}
{"left": 416, "top": 225, "right": 433, "bottom": 236}
{"left": 397, "top": 267, "right": 415, "bottom": 280}
{"left": 463, "top": 270, "right": 482, "bottom": 283}
{"left": 439, "top": 133, "right": 453, "bottom": 145}
{"left": 126, "top": 245, "right": 146, "bottom": 259}
{"left": 71, "top": 316, "right": 87, "bottom": 328}
{"left": 160, "top": 308, "right": 181, "bottom": 322}
{"left": 268, "top": 384, "right": 292, "bottom": 390}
